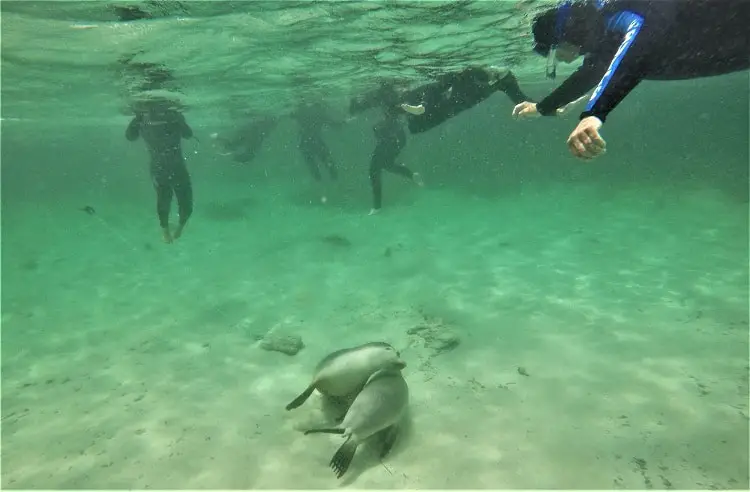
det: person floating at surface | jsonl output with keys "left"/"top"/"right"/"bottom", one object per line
{"left": 291, "top": 101, "right": 342, "bottom": 204}
{"left": 351, "top": 66, "right": 535, "bottom": 135}
{"left": 351, "top": 82, "right": 424, "bottom": 215}
{"left": 126, "top": 98, "right": 195, "bottom": 243}
{"left": 512, "top": 0, "right": 750, "bottom": 161}
{"left": 398, "top": 66, "right": 535, "bottom": 133}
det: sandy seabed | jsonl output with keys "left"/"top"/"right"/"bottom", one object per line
{"left": 2, "top": 181, "right": 747, "bottom": 489}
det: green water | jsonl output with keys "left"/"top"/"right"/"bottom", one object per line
{"left": 1, "top": 1, "right": 748, "bottom": 489}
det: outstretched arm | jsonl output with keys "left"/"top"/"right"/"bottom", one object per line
{"left": 496, "top": 71, "right": 533, "bottom": 105}
{"left": 536, "top": 57, "right": 609, "bottom": 116}
{"left": 512, "top": 57, "right": 608, "bottom": 119}
{"left": 579, "top": 11, "right": 647, "bottom": 123}
{"left": 566, "top": 10, "right": 669, "bottom": 159}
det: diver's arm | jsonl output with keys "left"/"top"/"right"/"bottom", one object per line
{"left": 536, "top": 57, "right": 607, "bottom": 116}
{"left": 496, "top": 71, "right": 533, "bottom": 105}
{"left": 125, "top": 114, "right": 142, "bottom": 141}
{"left": 579, "top": 12, "right": 648, "bottom": 123}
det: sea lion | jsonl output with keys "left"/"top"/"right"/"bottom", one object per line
{"left": 304, "top": 368, "right": 409, "bottom": 478}
{"left": 285, "top": 342, "right": 405, "bottom": 411}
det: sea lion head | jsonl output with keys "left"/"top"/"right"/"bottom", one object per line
{"left": 366, "top": 342, "right": 406, "bottom": 370}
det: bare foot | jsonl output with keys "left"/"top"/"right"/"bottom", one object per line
{"left": 162, "top": 227, "right": 173, "bottom": 244}
{"left": 173, "top": 223, "right": 186, "bottom": 240}
{"left": 368, "top": 208, "right": 380, "bottom": 216}
{"left": 412, "top": 172, "right": 425, "bottom": 187}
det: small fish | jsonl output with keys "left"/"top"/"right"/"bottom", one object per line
{"left": 80, "top": 205, "right": 96, "bottom": 215}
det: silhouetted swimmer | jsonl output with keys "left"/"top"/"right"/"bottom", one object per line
{"left": 291, "top": 101, "right": 343, "bottom": 203}
{"left": 126, "top": 98, "right": 195, "bottom": 243}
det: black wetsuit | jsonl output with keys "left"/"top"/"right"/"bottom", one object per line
{"left": 350, "top": 84, "right": 417, "bottom": 211}
{"left": 403, "top": 67, "right": 532, "bottom": 134}
{"left": 126, "top": 108, "right": 194, "bottom": 230}
{"left": 537, "top": 0, "right": 750, "bottom": 122}
{"left": 350, "top": 68, "right": 532, "bottom": 135}
{"left": 292, "top": 103, "right": 339, "bottom": 181}
{"left": 369, "top": 111, "right": 413, "bottom": 211}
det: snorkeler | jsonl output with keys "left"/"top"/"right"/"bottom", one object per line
{"left": 398, "top": 66, "right": 534, "bottom": 133}
{"left": 513, "top": 0, "right": 750, "bottom": 160}
{"left": 351, "top": 82, "right": 423, "bottom": 215}
{"left": 292, "top": 101, "right": 340, "bottom": 180}
{"left": 126, "top": 99, "right": 195, "bottom": 243}
{"left": 291, "top": 100, "right": 342, "bottom": 203}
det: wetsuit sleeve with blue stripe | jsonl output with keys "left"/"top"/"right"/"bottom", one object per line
{"left": 580, "top": 11, "right": 647, "bottom": 123}
{"left": 536, "top": 56, "right": 610, "bottom": 116}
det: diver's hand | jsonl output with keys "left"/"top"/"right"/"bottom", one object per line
{"left": 512, "top": 101, "right": 539, "bottom": 119}
{"left": 567, "top": 116, "right": 606, "bottom": 160}
{"left": 400, "top": 103, "right": 425, "bottom": 116}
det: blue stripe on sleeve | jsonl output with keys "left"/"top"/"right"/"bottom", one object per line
{"left": 585, "top": 12, "right": 644, "bottom": 112}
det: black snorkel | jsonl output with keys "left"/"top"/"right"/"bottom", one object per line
{"left": 546, "top": 49, "right": 558, "bottom": 80}
{"left": 549, "top": 0, "right": 574, "bottom": 79}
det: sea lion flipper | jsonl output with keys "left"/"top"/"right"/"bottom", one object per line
{"left": 378, "top": 425, "right": 399, "bottom": 459}
{"left": 285, "top": 385, "right": 315, "bottom": 411}
{"left": 304, "top": 427, "right": 345, "bottom": 435}
{"left": 330, "top": 436, "right": 357, "bottom": 479}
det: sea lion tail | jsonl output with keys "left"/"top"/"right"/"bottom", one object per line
{"left": 330, "top": 436, "right": 357, "bottom": 479}
{"left": 303, "top": 427, "right": 345, "bottom": 435}
{"left": 285, "top": 385, "right": 315, "bottom": 411}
